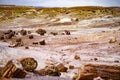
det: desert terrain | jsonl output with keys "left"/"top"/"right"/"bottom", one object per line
{"left": 0, "top": 5, "right": 120, "bottom": 80}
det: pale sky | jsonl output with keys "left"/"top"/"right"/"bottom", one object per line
{"left": 0, "top": 0, "right": 120, "bottom": 7}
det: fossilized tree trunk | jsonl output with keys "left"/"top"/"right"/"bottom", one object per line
{"left": 73, "top": 63, "right": 120, "bottom": 80}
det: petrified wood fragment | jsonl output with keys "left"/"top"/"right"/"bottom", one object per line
{"left": 20, "top": 29, "right": 27, "bottom": 36}
{"left": 29, "top": 35, "right": 34, "bottom": 39}
{"left": 73, "top": 63, "right": 120, "bottom": 80}
{"left": 8, "top": 38, "right": 24, "bottom": 47}
{"left": 20, "top": 58, "right": 38, "bottom": 72}
{"left": 64, "top": 30, "right": 70, "bottom": 35}
{"left": 39, "top": 65, "right": 61, "bottom": 76}
{"left": 56, "top": 63, "right": 68, "bottom": 72}
{"left": 36, "top": 29, "right": 46, "bottom": 36}
{"left": 39, "top": 40, "right": 46, "bottom": 45}
{"left": 0, "top": 59, "right": 26, "bottom": 78}
{"left": 50, "top": 32, "right": 58, "bottom": 36}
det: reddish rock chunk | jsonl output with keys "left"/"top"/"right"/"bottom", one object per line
{"left": 33, "top": 42, "right": 38, "bottom": 45}
{"left": 39, "top": 40, "right": 46, "bottom": 45}
{"left": 50, "top": 32, "right": 58, "bottom": 36}
{"left": 36, "top": 29, "right": 46, "bottom": 36}
{"left": 25, "top": 46, "right": 29, "bottom": 49}
{"left": 74, "top": 55, "right": 80, "bottom": 60}
{"left": 69, "top": 65, "right": 74, "bottom": 69}
{"left": 64, "top": 30, "right": 70, "bottom": 35}
{"left": 56, "top": 63, "right": 68, "bottom": 72}
{"left": 20, "top": 29, "right": 27, "bottom": 36}
{"left": 29, "top": 35, "right": 34, "bottom": 39}
{"left": 39, "top": 65, "right": 61, "bottom": 76}
{"left": 109, "top": 37, "right": 117, "bottom": 43}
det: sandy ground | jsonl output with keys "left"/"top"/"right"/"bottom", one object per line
{"left": 0, "top": 16, "right": 120, "bottom": 79}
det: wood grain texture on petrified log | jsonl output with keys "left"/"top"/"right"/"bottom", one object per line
{"left": 0, "top": 59, "right": 26, "bottom": 78}
{"left": 75, "top": 63, "right": 120, "bottom": 80}
{"left": 20, "top": 57, "right": 38, "bottom": 72}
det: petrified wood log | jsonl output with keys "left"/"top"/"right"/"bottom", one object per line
{"left": 20, "top": 58, "right": 38, "bottom": 72}
{"left": 0, "top": 59, "right": 26, "bottom": 78}
{"left": 74, "top": 63, "right": 120, "bottom": 80}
